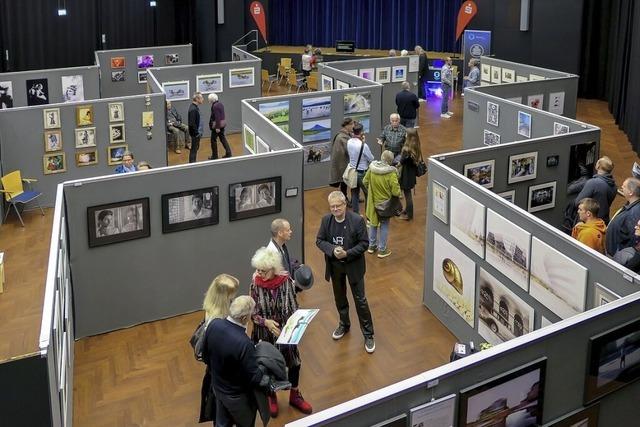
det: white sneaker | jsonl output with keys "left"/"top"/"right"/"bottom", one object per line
{"left": 440, "top": 113, "right": 451, "bottom": 118}
{"left": 447, "top": 112, "right": 454, "bottom": 116}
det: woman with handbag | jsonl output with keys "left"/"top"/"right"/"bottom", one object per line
{"left": 346, "top": 122, "right": 374, "bottom": 214}
{"left": 363, "top": 150, "right": 401, "bottom": 258}
{"left": 398, "top": 128, "right": 424, "bottom": 221}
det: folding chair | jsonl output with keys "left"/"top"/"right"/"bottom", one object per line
{"left": 261, "top": 69, "right": 278, "bottom": 93}
{"left": 287, "top": 69, "right": 306, "bottom": 93}
{"left": 306, "top": 75, "right": 318, "bottom": 91}
{"left": 0, "top": 170, "right": 45, "bottom": 226}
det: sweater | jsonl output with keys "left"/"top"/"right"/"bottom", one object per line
{"left": 572, "top": 219, "right": 606, "bottom": 253}
{"left": 363, "top": 161, "right": 401, "bottom": 226}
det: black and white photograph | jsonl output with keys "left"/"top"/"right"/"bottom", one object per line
{"left": 508, "top": 152, "right": 538, "bottom": 184}
{"left": 0, "top": 81, "right": 14, "bottom": 108}
{"left": 409, "top": 394, "right": 456, "bottom": 427}
{"left": 109, "top": 102, "right": 124, "bottom": 122}
{"left": 553, "top": 122, "right": 570, "bottom": 135}
{"left": 111, "top": 70, "right": 126, "bottom": 82}
{"left": 491, "top": 65, "right": 502, "bottom": 84}
{"left": 487, "top": 101, "right": 499, "bottom": 126}
{"left": 228, "top": 176, "right": 282, "bottom": 221}
{"left": 61, "top": 75, "right": 84, "bottom": 102}
{"left": 450, "top": 186, "right": 486, "bottom": 258}
{"left": 483, "top": 129, "right": 501, "bottom": 146}
{"left": 109, "top": 124, "right": 126, "bottom": 144}
{"left": 75, "top": 127, "right": 97, "bottom": 148}
{"left": 464, "top": 159, "right": 495, "bottom": 189}
{"left": 161, "top": 187, "right": 219, "bottom": 233}
{"left": 498, "top": 190, "right": 516, "bottom": 203}
{"left": 165, "top": 53, "right": 180, "bottom": 65}
{"left": 486, "top": 209, "right": 531, "bottom": 291}
{"left": 542, "top": 404, "right": 599, "bottom": 427}
{"left": 501, "top": 68, "right": 515, "bottom": 83}
{"left": 43, "top": 108, "right": 61, "bottom": 129}
{"left": 481, "top": 63, "right": 491, "bottom": 82}
{"left": 593, "top": 283, "right": 620, "bottom": 307}
{"left": 26, "top": 78, "right": 49, "bottom": 106}
{"left": 527, "top": 181, "right": 556, "bottom": 213}
{"left": 87, "top": 198, "right": 150, "bottom": 248}
{"left": 137, "top": 71, "right": 148, "bottom": 84}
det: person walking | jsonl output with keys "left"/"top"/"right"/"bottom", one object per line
{"left": 398, "top": 128, "right": 423, "bottom": 221}
{"left": 395, "top": 81, "right": 420, "bottom": 128}
{"left": 346, "top": 122, "right": 374, "bottom": 214}
{"left": 188, "top": 92, "right": 204, "bottom": 163}
{"left": 440, "top": 57, "right": 453, "bottom": 118}
{"left": 329, "top": 118, "right": 355, "bottom": 203}
{"left": 208, "top": 93, "right": 232, "bottom": 159}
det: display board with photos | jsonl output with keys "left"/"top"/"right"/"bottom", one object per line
{"left": 228, "top": 176, "right": 282, "bottom": 221}
{"left": 197, "top": 73, "right": 223, "bottom": 93}
{"left": 449, "top": 186, "right": 486, "bottom": 258}
{"left": 87, "top": 198, "right": 150, "bottom": 247}
{"left": 542, "top": 403, "right": 599, "bottom": 427}
{"left": 161, "top": 187, "right": 219, "bottom": 233}
{"left": 229, "top": 67, "right": 255, "bottom": 88}
{"left": 409, "top": 394, "right": 456, "bottom": 427}
{"left": 258, "top": 100, "right": 289, "bottom": 125}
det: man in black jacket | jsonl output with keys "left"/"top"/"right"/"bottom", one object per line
{"left": 575, "top": 156, "right": 617, "bottom": 223}
{"left": 395, "top": 81, "right": 420, "bottom": 128}
{"left": 188, "top": 92, "right": 204, "bottom": 163}
{"left": 415, "top": 45, "right": 428, "bottom": 101}
{"left": 316, "top": 191, "right": 375, "bottom": 353}
{"left": 606, "top": 177, "right": 640, "bottom": 256}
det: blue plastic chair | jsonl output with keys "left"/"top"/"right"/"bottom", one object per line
{"left": 0, "top": 170, "right": 45, "bottom": 226}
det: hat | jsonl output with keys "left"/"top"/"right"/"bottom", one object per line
{"left": 294, "top": 265, "right": 314, "bottom": 290}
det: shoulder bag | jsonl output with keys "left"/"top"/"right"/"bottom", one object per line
{"left": 343, "top": 142, "right": 365, "bottom": 189}
{"left": 374, "top": 196, "right": 402, "bottom": 218}
{"left": 190, "top": 318, "right": 214, "bottom": 362}
{"left": 416, "top": 153, "right": 427, "bottom": 177}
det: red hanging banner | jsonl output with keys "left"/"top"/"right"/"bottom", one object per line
{"left": 250, "top": 1, "right": 268, "bottom": 44}
{"left": 456, "top": 1, "right": 478, "bottom": 41}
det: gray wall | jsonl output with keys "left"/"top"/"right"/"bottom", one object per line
{"left": 65, "top": 150, "right": 304, "bottom": 338}
{"left": 0, "top": 355, "right": 52, "bottom": 427}
{"left": 0, "top": 93, "right": 167, "bottom": 206}
{"left": 95, "top": 44, "right": 192, "bottom": 98}
{"left": 0, "top": 65, "right": 100, "bottom": 108}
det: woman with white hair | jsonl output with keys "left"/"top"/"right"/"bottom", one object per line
{"left": 249, "top": 247, "right": 312, "bottom": 417}
{"left": 208, "top": 92, "right": 232, "bottom": 159}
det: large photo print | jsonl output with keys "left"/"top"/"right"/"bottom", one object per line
{"left": 229, "top": 177, "right": 282, "bottom": 221}
{"left": 87, "top": 198, "right": 150, "bottom": 247}
{"left": 162, "top": 187, "right": 219, "bottom": 233}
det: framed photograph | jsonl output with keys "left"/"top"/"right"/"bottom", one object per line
{"left": 278, "top": 123, "right": 289, "bottom": 134}
{"left": 530, "top": 236, "right": 587, "bottom": 319}
{"left": 335, "top": 80, "right": 349, "bottom": 90}
{"left": 501, "top": 68, "right": 515, "bottom": 83}
{"left": 302, "top": 119, "right": 331, "bottom": 143}
{"left": 302, "top": 96, "right": 331, "bottom": 119}
{"left": 74, "top": 127, "right": 96, "bottom": 148}
{"left": 344, "top": 69, "right": 358, "bottom": 76}
{"left": 344, "top": 92, "right": 371, "bottom": 114}
{"left": 432, "top": 180, "right": 448, "bottom": 224}
{"left": 542, "top": 403, "right": 599, "bottom": 427}
{"left": 43, "top": 153, "right": 66, "bottom": 175}
{"left": 61, "top": 75, "right": 84, "bottom": 102}
{"left": 162, "top": 187, "right": 219, "bottom": 233}
{"left": 459, "top": 358, "right": 546, "bottom": 427}
{"left": 359, "top": 68, "right": 374, "bottom": 81}
{"left": 76, "top": 105, "right": 93, "bottom": 126}
{"left": 107, "top": 144, "right": 128, "bottom": 165}
{"left": 498, "top": 190, "right": 516, "bottom": 203}
{"left": 303, "top": 141, "right": 332, "bottom": 164}
{"left": 165, "top": 53, "right": 179, "bottom": 65}
{"left": 258, "top": 100, "right": 289, "bottom": 124}
{"left": 163, "top": 81, "right": 190, "bottom": 101}
{"left": 87, "top": 198, "right": 150, "bottom": 248}
{"left": 450, "top": 186, "right": 486, "bottom": 258}
{"left": 256, "top": 137, "right": 270, "bottom": 154}
{"left": 108, "top": 102, "right": 124, "bottom": 122}
{"left": 508, "top": 151, "right": 538, "bottom": 183}
{"left": 321, "top": 75, "right": 334, "bottom": 91}
{"left": 507, "top": 96, "right": 523, "bottom": 104}
{"left": 486, "top": 209, "right": 531, "bottom": 291}
{"left": 229, "top": 176, "right": 282, "bottom": 221}
{"left": 464, "top": 159, "right": 495, "bottom": 189}
{"left": 546, "top": 155, "right": 559, "bottom": 168}
{"left": 43, "top": 108, "right": 61, "bottom": 129}
{"left": 409, "top": 394, "right": 456, "bottom": 427}
{"left": 229, "top": 67, "right": 255, "bottom": 88}
{"left": 549, "top": 91, "right": 565, "bottom": 115}
{"left": 584, "top": 318, "right": 640, "bottom": 403}
{"left": 408, "top": 55, "right": 419, "bottom": 73}
{"left": 26, "top": 78, "right": 49, "bottom": 106}
{"left": 0, "top": 81, "right": 14, "bottom": 109}
{"left": 516, "top": 75, "right": 529, "bottom": 82}
{"left": 490, "top": 65, "right": 502, "bottom": 84}
{"left": 137, "top": 54, "right": 154, "bottom": 69}
{"left": 593, "top": 283, "right": 621, "bottom": 307}
{"left": 528, "top": 181, "right": 556, "bottom": 213}
{"left": 481, "top": 63, "right": 491, "bottom": 82}
{"left": 137, "top": 71, "right": 148, "bottom": 84}
{"left": 529, "top": 73, "right": 545, "bottom": 81}
{"left": 110, "top": 57, "right": 125, "bottom": 68}
{"left": 243, "top": 124, "right": 256, "bottom": 153}
{"left": 553, "top": 122, "right": 569, "bottom": 135}
{"left": 371, "top": 414, "right": 407, "bottom": 427}
{"left": 141, "top": 111, "right": 154, "bottom": 128}
{"left": 75, "top": 150, "right": 98, "bottom": 167}
{"left": 483, "top": 129, "right": 501, "bottom": 146}
{"left": 375, "top": 67, "right": 391, "bottom": 83}
{"left": 111, "top": 70, "right": 126, "bottom": 82}
{"left": 486, "top": 101, "right": 499, "bottom": 126}
{"left": 109, "top": 123, "right": 126, "bottom": 144}
{"left": 196, "top": 73, "right": 223, "bottom": 93}
{"left": 518, "top": 111, "right": 532, "bottom": 138}
{"left": 528, "top": 94, "right": 544, "bottom": 110}
{"left": 44, "top": 130, "right": 63, "bottom": 152}
{"left": 351, "top": 114, "right": 370, "bottom": 133}
{"left": 392, "top": 65, "right": 407, "bottom": 82}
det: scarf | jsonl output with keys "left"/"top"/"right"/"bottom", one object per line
{"left": 254, "top": 273, "right": 289, "bottom": 290}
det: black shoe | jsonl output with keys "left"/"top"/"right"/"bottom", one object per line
{"left": 332, "top": 325, "right": 349, "bottom": 340}
{"left": 365, "top": 337, "right": 376, "bottom": 353}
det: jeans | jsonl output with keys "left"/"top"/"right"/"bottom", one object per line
{"left": 368, "top": 219, "right": 390, "bottom": 251}
{"left": 403, "top": 188, "right": 414, "bottom": 219}
{"left": 400, "top": 118, "right": 416, "bottom": 128}
{"left": 211, "top": 127, "right": 232, "bottom": 159}
{"left": 441, "top": 84, "right": 451, "bottom": 114}
{"left": 168, "top": 123, "right": 189, "bottom": 149}
{"left": 189, "top": 135, "right": 201, "bottom": 163}
{"left": 329, "top": 261, "right": 374, "bottom": 338}
{"left": 350, "top": 171, "right": 367, "bottom": 214}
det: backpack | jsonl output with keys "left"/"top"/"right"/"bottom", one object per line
{"left": 189, "top": 318, "right": 211, "bottom": 362}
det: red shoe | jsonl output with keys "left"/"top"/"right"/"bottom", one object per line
{"left": 268, "top": 393, "right": 278, "bottom": 417}
{"left": 289, "top": 389, "right": 313, "bottom": 414}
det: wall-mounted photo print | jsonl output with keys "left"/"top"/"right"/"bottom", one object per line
{"left": 0, "top": 81, "right": 14, "bottom": 109}
{"left": 527, "top": 181, "right": 556, "bottom": 213}
{"left": 136, "top": 55, "right": 154, "bottom": 69}
{"left": 463, "top": 159, "right": 495, "bottom": 189}
{"left": 165, "top": 53, "right": 180, "bottom": 65}
{"left": 508, "top": 151, "right": 538, "bottom": 183}
{"left": 375, "top": 67, "right": 391, "bottom": 83}
{"left": 76, "top": 150, "right": 98, "bottom": 167}
{"left": 44, "top": 130, "right": 63, "bottom": 152}
{"left": 258, "top": 100, "right": 289, "bottom": 124}
{"left": 302, "top": 119, "right": 331, "bottom": 143}
{"left": 137, "top": 71, "right": 148, "bottom": 84}
{"left": 111, "top": 70, "right": 126, "bottom": 82}
{"left": 141, "top": 111, "right": 154, "bottom": 128}
{"left": 518, "top": 111, "right": 532, "bottom": 138}
{"left": 553, "top": 122, "right": 569, "bottom": 135}
{"left": 303, "top": 141, "right": 332, "bottom": 164}
{"left": 229, "top": 67, "right": 255, "bottom": 88}
{"left": 163, "top": 81, "right": 190, "bottom": 101}
{"left": 109, "top": 124, "right": 126, "bottom": 144}
{"left": 43, "top": 153, "right": 66, "bottom": 175}
{"left": 196, "top": 74, "right": 223, "bottom": 93}
{"left": 321, "top": 75, "right": 333, "bottom": 91}
{"left": 26, "top": 78, "right": 49, "bottom": 106}
{"left": 76, "top": 105, "right": 94, "bottom": 126}
{"left": 61, "top": 75, "right": 84, "bottom": 102}
{"left": 359, "top": 68, "right": 374, "bottom": 81}
{"left": 527, "top": 94, "right": 544, "bottom": 110}
{"left": 43, "top": 108, "right": 61, "bottom": 129}
{"left": 483, "top": 129, "right": 501, "bottom": 146}
{"left": 302, "top": 96, "right": 331, "bottom": 119}
{"left": 162, "top": 187, "right": 219, "bottom": 233}
{"left": 486, "top": 101, "right": 499, "bottom": 126}
{"left": 75, "top": 127, "right": 96, "bottom": 148}
{"left": 87, "top": 198, "right": 150, "bottom": 247}
{"left": 108, "top": 102, "right": 124, "bottom": 122}
{"left": 392, "top": 65, "right": 407, "bottom": 82}
{"left": 110, "top": 57, "right": 125, "bottom": 68}
{"left": 107, "top": 144, "right": 128, "bottom": 165}
{"left": 344, "top": 92, "right": 371, "bottom": 114}
{"left": 228, "top": 176, "right": 282, "bottom": 221}
{"left": 243, "top": 124, "right": 256, "bottom": 153}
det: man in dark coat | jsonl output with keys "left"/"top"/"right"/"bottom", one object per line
{"left": 316, "top": 191, "right": 375, "bottom": 354}
{"left": 606, "top": 177, "right": 640, "bottom": 256}
{"left": 575, "top": 156, "right": 617, "bottom": 223}
{"left": 188, "top": 92, "right": 204, "bottom": 163}
{"left": 414, "top": 45, "right": 428, "bottom": 101}
{"left": 329, "top": 118, "right": 355, "bottom": 202}
{"left": 395, "top": 81, "right": 420, "bottom": 128}
{"left": 208, "top": 93, "right": 232, "bottom": 159}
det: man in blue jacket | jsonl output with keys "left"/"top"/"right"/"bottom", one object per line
{"left": 575, "top": 156, "right": 617, "bottom": 223}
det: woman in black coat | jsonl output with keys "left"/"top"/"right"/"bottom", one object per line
{"left": 398, "top": 128, "right": 423, "bottom": 220}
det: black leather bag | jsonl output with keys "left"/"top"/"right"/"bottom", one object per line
{"left": 416, "top": 154, "right": 427, "bottom": 177}
{"left": 374, "top": 196, "right": 402, "bottom": 218}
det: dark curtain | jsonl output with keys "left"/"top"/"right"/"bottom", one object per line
{"left": 267, "top": 0, "right": 464, "bottom": 52}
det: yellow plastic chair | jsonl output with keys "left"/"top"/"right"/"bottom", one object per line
{"left": 287, "top": 69, "right": 306, "bottom": 93}
{"left": 261, "top": 69, "right": 278, "bottom": 93}
{"left": 0, "top": 171, "right": 45, "bottom": 226}
{"left": 278, "top": 57, "right": 293, "bottom": 84}
{"left": 306, "top": 75, "right": 318, "bottom": 91}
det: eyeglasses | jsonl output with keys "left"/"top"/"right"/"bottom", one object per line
{"left": 329, "top": 203, "right": 345, "bottom": 209}
{"left": 256, "top": 268, "right": 271, "bottom": 274}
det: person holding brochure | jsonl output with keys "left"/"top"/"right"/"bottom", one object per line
{"left": 249, "top": 247, "right": 312, "bottom": 417}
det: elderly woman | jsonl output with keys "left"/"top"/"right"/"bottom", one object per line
{"left": 250, "top": 247, "right": 312, "bottom": 417}
{"left": 363, "top": 150, "right": 401, "bottom": 258}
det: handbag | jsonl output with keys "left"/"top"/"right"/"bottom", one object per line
{"left": 342, "top": 141, "right": 365, "bottom": 189}
{"left": 189, "top": 318, "right": 212, "bottom": 362}
{"left": 416, "top": 153, "right": 427, "bottom": 177}
{"left": 374, "top": 196, "right": 402, "bottom": 218}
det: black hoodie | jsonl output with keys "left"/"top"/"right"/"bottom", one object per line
{"left": 575, "top": 173, "right": 617, "bottom": 223}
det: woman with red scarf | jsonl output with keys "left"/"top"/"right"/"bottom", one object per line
{"left": 250, "top": 247, "right": 312, "bottom": 417}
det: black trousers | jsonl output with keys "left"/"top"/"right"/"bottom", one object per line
{"left": 211, "top": 127, "right": 232, "bottom": 159}
{"left": 403, "top": 188, "right": 414, "bottom": 219}
{"left": 215, "top": 393, "right": 257, "bottom": 427}
{"left": 189, "top": 135, "right": 201, "bottom": 163}
{"left": 329, "top": 261, "right": 374, "bottom": 338}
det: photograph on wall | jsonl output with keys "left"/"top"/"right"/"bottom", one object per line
{"left": 529, "top": 236, "right": 587, "bottom": 319}
{"left": 321, "top": 75, "right": 334, "bottom": 91}
{"left": 359, "top": 68, "right": 374, "bottom": 81}
{"left": 351, "top": 114, "right": 370, "bottom": 133}
{"left": 74, "top": 127, "right": 96, "bottom": 148}
{"left": 243, "top": 124, "right": 256, "bottom": 153}
{"left": 229, "top": 67, "right": 255, "bottom": 88}
{"left": 375, "top": 67, "right": 391, "bottom": 83}
{"left": 43, "top": 108, "right": 61, "bottom": 129}
{"left": 584, "top": 318, "right": 640, "bottom": 403}
{"left": 392, "top": 65, "right": 407, "bottom": 82}
{"left": 483, "top": 129, "right": 501, "bottom": 146}
{"left": 165, "top": 53, "right": 180, "bottom": 65}
{"left": 432, "top": 181, "right": 448, "bottom": 224}
{"left": 501, "top": 68, "right": 515, "bottom": 83}
{"left": 371, "top": 415, "right": 407, "bottom": 427}
{"left": 542, "top": 403, "right": 599, "bottom": 427}
{"left": 278, "top": 123, "right": 289, "bottom": 134}
{"left": 61, "top": 75, "right": 84, "bottom": 102}
{"left": 302, "top": 96, "right": 331, "bottom": 119}
{"left": 111, "top": 70, "right": 126, "bottom": 82}
{"left": 76, "top": 105, "right": 94, "bottom": 126}
{"left": 450, "top": 186, "right": 486, "bottom": 257}
{"left": 527, "top": 94, "right": 544, "bottom": 110}
{"left": 228, "top": 176, "right": 282, "bottom": 221}
{"left": 516, "top": 75, "right": 529, "bottom": 82}
{"left": 75, "top": 150, "right": 98, "bottom": 167}
{"left": 109, "top": 124, "right": 126, "bottom": 144}
{"left": 459, "top": 359, "right": 546, "bottom": 427}
{"left": 26, "top": 78, "right": 49, "bottom": 106}
{"left": 409, "top": 394, "right": 456, "bottom": 427}
{"left": 507, "top": 96, "right": 523, "bottom": 104}
{"left": 108, "top": 102, "right": 124, "bottom": 122}
{"left": 344, "top": 92, "right": 371, "bottom": 114}
{"left": 408, "top": 55, "right": 419, "bottom": 73}
{"left": 490, "top": 65, "right": 502, "bottom": 84}
{"left": 304, "top": 141, "right": 331, "bottom": 164}
{"left": 302, "top": 119, "right": 331, "bottom": 143}
{"left": 548, "top": 91, "right": 565, "bottom": 115}
{"left": 256, "top": 136, "right": 270, "bottom": 154}
{"left": 161, "top": 187, "right": 219, "bottom": 233}
{"left": 196, "top": 73, "right": 223, "bottom": 93}
{"left": 432, "top": 231, "right": 476, "bottom": 326}
{"left": 258, "top": 100, "right": 290, "bottom": 124}
{"left": 481, "top": 63, "right": 491, "bottom": 82}
{"left": 335, "top": 80, "right": 349, "bottom": 90}
{"left": 0, "top": 81, "right": 14, "bottom": 108}
{"left": 568, "top": 141, "right": 597, "bottom": 184}
{"left": 87, "top": 198, "right": 150, "bottom": 248}
{"left": 478, "top": 268, "right": 534, "bottom": 345}
{"left": 508, "top": 151, "right": 538, "bottom": 183}
{"left": 141, "top": 111, "right": 154, "bottom": 128}
{"left": 44, "top": 130, "right": 63, "bottom": 152}
{"left": 108, "top": 144, "right": 128, "bottom": 165}
{"left": 163, "top": 81, "right": 190, "bottom": 101}
{"left": 110, "top": 57, "right": 125, "bottom": 68}
{"left": 137, "top": 71, "right": 148, "bottom": 84}
{"left": 43, "top": 153, "right": 66, "bottom": 175}
{"left": 517, "top": 111, "right": 532, "bottom": 138}
{"left": 498, "top": 190, "right": 516, "bottom": 203}
{"left": 529, "top": 74, "right": 545, "bottom": 81}
{"left": 136, "top": 54, "right": 154, "bottom": 69}
{"left": 486, "top": 209, "right": 531, "bottom": 291}
{"left": 463, "top": 159, "right": 495, "bottom": 189}
{"left": 593, "top": 283, "right": 620, "bottom": 307}
{"left": 486, "top": 101, "right": 499, "bottom": 126}
{"left": 527, "top": 181, "right": 556, "bottom": 213}
{"left": 553, "top": 122, "right": 570, "bottom": 135}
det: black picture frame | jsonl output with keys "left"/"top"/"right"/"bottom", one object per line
{"left": 229, "top": 176, "right": 282, "bottom": 221}
{"left": 459, "top": 358, "right": 546, "bottom": 427}
{"left": 541, "top": 403, "right": 599, "bottom": 427}
{"left": 584, "top": 318, "right": 640, "bottom": 404}
{"left": 87, "top": 198, "right": 150, "bottom": 247}
{"left": 161, "top": 186, "right": 219, "bottom": 233}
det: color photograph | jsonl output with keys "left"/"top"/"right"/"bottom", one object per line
{"left": 165, "top": 53, "right": 179, "bottom": 65}
{"left": 431, "top": 181, "right": 448, "bottom": 224}
{"left": 163, "top": 81, "right": 190, "bottom": 101}
{"left": 450, "top": 186, "right": 486, "bottom": 258}
{"left": 517, "top": 111, "right": 532, "bottom": 138}
{"left": 26, "top": 78, "right": 49, "bottom": 106}
{"left": 258, "top": 100, "right": 289, "bottom": 124}
{"left": 229, "top": 67, "right": 255, "bottom": 88}
{"left": 483, "top": 129, "right": 501, "bottom": 146}
{"left": 392, "top": 65, "right": 407, "bottom": 82}
{"left": 109, "top": 124, "right": 126, "bottom": 144}
{"left": 44, "top": 130, "right": 63, "bottom": 152}
{"left": 108, "top": 144, "right": 128, "bottom": 165}
{"left": 228, "top": 176, "right": 282, "bottom": 221}
{"left": 486, "top": 209, "right": 531, "bottom": 291}
{"left": 243, "top": 124, "right": 256, "bottom": 153}
{"left": 162, "top": 187, "right": 219, "bottom": 233}
{"left": 302, "top": 96, "right": 331, "bottom": 119}
{"left": 75, "top": 127, "right": 96, "bottom": 148}
{"left": 359, "top": 68, "right": 374, "bottom": 81}
{"left": 304, "top": 141, "right": 332, "bottom": 164}
{"left": 464, "top": 159, "right": 495, "bottom": 189}
{"left": 527, "top": 94, "right": 544, "bottom": 110}
{"left": 527, "top": 181, "right": 556, "bottom": 213}
{"left": 142, "top": 111, "right": 154, "bottom": 128}
{"left": 76, "top": 105, "right": 93, "bottom": 126}
{"left": 487, "top": 101, "right": 499, "bottom": 126}
{"left": 376, "top": 67, "right": 391, "bottom": 83}
{"left": 344, "top": 92, "right": 371, "bottom": 114}
{"left": 110, "top": 57, "right": 125, "bottom": 68}
{"left": 350, "top": 114, "right": 370, "bottom": 133}
{"left": 321, "top": 75, "right": 333, "bottom": 91}
{"left": 137, "top": 54, "right": 154, "bottom": 69}
{"left": 0, "top": 81, "right": 13, "bottom": 109}
{"left": 43, "top": 108, "right": 61, "bottom": 129}
{"left": 87, "top": 198, "right": 150, "bottom": 247}
{"left": 508, "top": 151, "right": 538, "bottom": 184}
{"left": 137, "top": 71, "right": 148, "bottom": 84}
{"left": 498, "top": 190, "right": 516, "bottom": 203}
{"left": 75, "top": 150, "right": 98, "bottom": 167}
{"left": 302, "top": 119, "right": 331, "bottom": 143}
{"left": 43, "top": 153, "right": 66, "bottom": 175}
{"left": 109, "top": 102, "right": 124, "bottom": 122}
{"left": 61, "top": 75, "right": 84, "bottom": 102}
{"left": 196, "top": 73, "right": 223, "bottom": 93}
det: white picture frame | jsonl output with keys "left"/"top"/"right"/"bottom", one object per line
{"left": 548, "top": 91, "right": 565, "bottom": 115}
{"left": 243, "top": 124, "right": 256, "bottom": 153}
{"left": 335, "top": 80, "right": 349, "bottom": 90}
{"left": 483, "top": 129, "right": 501, "bottom": 146}
{"left": 527, "top": 94, "right": 544, "bottom": 110}
{"left": 137, "top": 70, "right": 148, "bottom": 84}
{"left": 516, "top": 75, "right": 529, "bottom": 83}
{"left": 344, "top": 69, "right": 358, "bottom": 76}
{"left": 529, "top": 73, "right": 545, "bottom": 81}
{"left": 481, "top": 63, "right": 491, "bottom": 82}
{"left": 463, "top": 159, "right": 495, "bottom": 189}
{"left": 450, "top": 186, "right": 486, "bottom": 258}
{"left": 321, "top": 75, "right": 333, "bottom": 91}
{"left": 486, "top": 209, "right": 531, "bottom": 291}
{"left": 498, "top": 190, "right": 516, "bottom": 203}
{"left": 375, "top": 67, "right": 391, "bottom": 83}
{"left": 359, "top": 68, "right": 375, "bottom": 81}
{"left": 432, "top": 181, "right": 448, "bottom": 224}
{"left": 408, "top": 56, "right": 420, "bottom": 73}
{"left": 517, "top": 111, "right": 532, "bottom": 138}
{"left": 392, "top": 65, "right": 407, "bottom": 82}
{"left": 196, "top": 73, "right": 223, "bottom": 93}
{"left": 229, "top": 67, "right": 255, "bottom": 88}
{"left": 501, "top": 68, "right": 515, "bottom": 83}
{"left": 527, "top": 181, "right": 557, "bottom": 213}
{"left": 508, "top": 151, "right": 538, "bottom": 183}
{"left": 256, "top": 136, "right": 270, "bottom": 154}
{"left": 487, "top": 101, "right": 499, "bottom": 126}
{"left": 163, "top": 80, "right": 190, "bottom": 101}
{"left": 410, "top": 394, "right": 456, "bottom": 427}
{"left": 490, "top": 65, "right": 502, "bottom": 84}
{"left": 108, "top": 102, "right": 124, "bottom": 123}
{"left": 553, "top": 122, "right": 570, "bottom": 135}
{"left": 593, "top": 283, "right": 621, "bottom": 307}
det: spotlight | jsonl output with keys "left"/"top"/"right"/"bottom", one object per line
{"left": 149, "top": 1, "right": 157, "bottom": 6}
{"left": 57, "top": 8, "right": 67, "bottom": 16}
